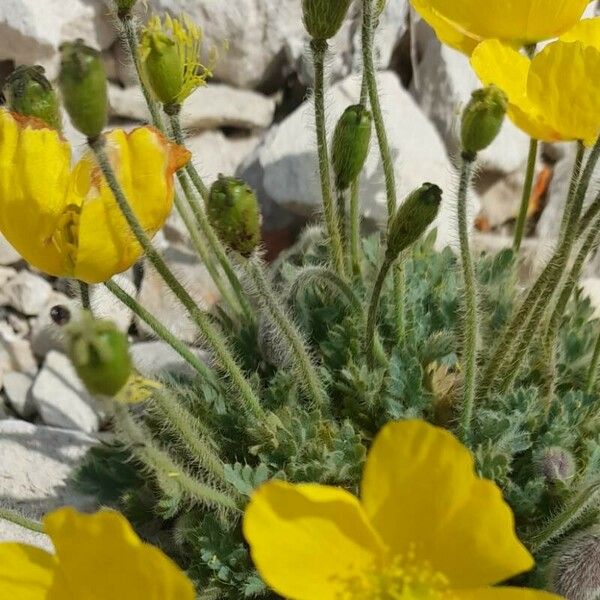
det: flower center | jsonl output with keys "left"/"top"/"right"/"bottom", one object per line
{"left": 338, "top": 553, "right": 449, "bottom": 600}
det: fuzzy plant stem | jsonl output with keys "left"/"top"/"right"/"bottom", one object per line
{"left": 104, "top": 279, "right": 218, "bottom": 389}
{"left": 337, "top": 188, "right": 348, "bottom": 253}
{"left": 90, "top": 138, "right": 266, "bottom": 422}
{"left": 245, "top": 256, "right": 328, "bottom": 408}
{"left": 167, "top": 110, "right": 254, "bottom": 321}
{"left": 366, "top": 257, "right": 394, "bottom": 369}
{"left": 79, "top": 281, "right": 91, "bottom": 311}
{"left": 512, "top": 138, "right": 538, "bottom": 254}
{"left": 479, "top": 139, "right": 600, "bottom": 397}
{"left": 457, "top": 156, "right": 478, "bottom": 442}
{"left": 587, "top": 329, "right": 600, "bottom": 394}
{"left": 0, "top": 507, "right": 44, "bottom": 534}
{"left": 310, "top": 39, "right": 346, "bottom": 277}
{"left": 114, "top": 403, "right": 241, "bottom": 512}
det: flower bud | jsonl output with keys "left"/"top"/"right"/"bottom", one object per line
{"left": 3, "top": 65, "right": 61, "bottom": 131}
{"left": 114, "top": 0, "right": 137, "bottom": 18}
{"left": 386, "top": 183, "right": 442, "bottom": 262}
{"left": 66, "top": 312, "right": 132, "bottom": 396}
{"left": 550, "top": 527, "right": 600, "bottom": 600}
{"left": 332, "top": 104, "right": 373, "bottom": 191}
{"left": 461, "top": 85, "right": 507, "bottom": 159}
{"left": 58, "top": 40, "right": 108, "bottom": 140}
{"left": 207, "top": 175, "right": 261, "bottom": 257}
{"left": 536, "top": 446, "right": 576, "bottom": 484}
{"left": 302, "top": 0, "right": 353, "bottom": 40}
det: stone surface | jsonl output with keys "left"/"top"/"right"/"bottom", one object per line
{"left": 0, "top": 419, "right": 97, "bottom": 549}
{"left": 130, "top": 341, "right": 209, "bottom": 378}
{"left": 0, "top": 322, "right": 38, "bottom": 383}
{"left": 3, "top": 371, "right": 35, "bottom": 418}
{"left": 31, "top": 351, "right": 105, "bottom": 433}
{"left": 256, "top": 71, "right": 464, "bottom": 249}
{"left": 411, "top": 39, "right": 530, "bottom": 175}
{"left": 136, "top": 247, "right": 221, "bottom": 344}
{"left": 0, "top": 232, "right": 20, "bottom": 266}
{"left": 30, "top": 292, "right": 74, "bottom": 358}
{"left": 108, "top": 83, "right": 276, "bottom": 130}
{"left": 90, "top": 274, "right": 136, "bottom": 333}
{"left": 0, "top": 0, "right": 117, "bottom": 79}
{"left": 2, "top": 271, "right": 53, "bottom": 316}
{"left": 0, "top": 266, "right": 16, "bottom": 287}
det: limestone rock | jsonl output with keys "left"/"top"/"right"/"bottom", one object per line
{"left": 2, "top": 271, "right": 53, "bottom": 316}
{"left": 0, "top": 233, "right": 20, "bottom": 266}
{"left": 89, "top": 274, "right": 136, "bottom": 333}
{"left": 0, "top": 322, "right": 38, "bottom": 381}
{"left": 3, "top": 372, "right": 35, "bottom": 418}
{"left": 130, "top": 341, "right": 209, "bottom": 378}
{"left": 30, "top": 292, "right": 75, "bottom": 358}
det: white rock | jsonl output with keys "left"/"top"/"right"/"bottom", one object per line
{"left": 582, "top": 278, "right": 600, "bottom": 319}
{"left": 258, "top": 71, "right": 463, "bottom": 249}
{"left": 2, "top": 271, "right": 53, "bottom": 316}
{"left": 3, "top": 372, "right": 35, "bottom": 418}
{"left": 0, "top": 232, "right": 20, "bottom": 266}
{"left": 411, "top": 39, "right": 530, "bottom": 175}
{"left": 130, "top": 341, "right": 209, "bottom": 378}
{"left": 0, "top": 0, "right": 117, "bottom": 79}
{"left": 30, "top": 292, "right": 75, "bottom": 358}
{"left": 108, "top": 83, "right": 276, "bottom": 130}
{"left": 0, "top": 419, "right": 97, "bottom": 550}
{"left": 0, "top": 266, "right": 16, "bottom": 287}
{"left": 90, "top": 274, "right": 136, "bottom": 333}
{"left": 31, "top": 351, "right": 105, "bottom": 434}
{"left": 136, "top": 247, "right": 221, "bottom": 344}
{"left": 0, "top": 322, "right": 38, "bottom": 381}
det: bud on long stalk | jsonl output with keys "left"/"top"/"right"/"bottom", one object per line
{"left": 3, "top": 66, "right": 61, "bottom": 130}
{"left": 302, "top": 0, "right": 353, "bottom": 40}
{"left": 58, "top": 40, "right": 108, "bottom": 140}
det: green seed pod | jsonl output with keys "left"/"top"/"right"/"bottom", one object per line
{"left": 3, "top": 65, "right": 61, "bottom": 131}
{"left": 207, "top": 175, "right": 261, "bottom": 257}
{"left": 67, "top": 312, "right": 132, "bottom": 396}
{"left": 302, "top": 0, "right": 353, "bottom": 40}
{"left": 386, "top": 183, "right": 442, "bottom": 262}
{"left": 332, "top": 104, "right": 373, "bottom": 191}
{"left": 58, "top": 40, "right": 108, "bottom": 140}
{"left": 461, "top": 85, "right": 508, "bottom": 159}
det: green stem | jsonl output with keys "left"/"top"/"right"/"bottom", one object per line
{"left": 79, "top": 281, "right": 91, "bottom": 311}
{"left": 366, "top": 257, "right": 393, "bottom": 369}
{"left": 337, "top": 188, "right": 348, "bottom": 256}
{"left": 90, "top": 138, "right": 265, "bottom": 422}
{"left": 349, "top": 179, "right": 362, "bottom": 277}
{"left": 310, "top": 39, "right": 346, "bottom": 277}
{"left": 104, "top": 279, "right": 218, "bottom": 388}
{"left": 168, "top": 112, "right": 254, "bottom": 321}
{"left": 245, "top": 257, "right": 328, "bottom": 408}
{"left": 587, "top": 328, "right": 600, "bottom": 394}
{"left": 0, "top": 507, "right": 44, "bottom": 534}
{"left": 393, "top": 263, "right": 405, "bottom": 341}
{"left": 457, "top": 156, "right": 478, "bottom": 442}
{"left": 558, "top": 142, "right": 586, "bottom": 245}
{"left": 512, "top": 138, "right": 538, "bottom": 254}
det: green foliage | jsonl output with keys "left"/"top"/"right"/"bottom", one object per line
{"left": 75, "top": 230, "right": 600, "bottom": 598}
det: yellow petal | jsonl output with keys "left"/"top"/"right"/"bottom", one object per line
{"left": 43, "top": 507, "right": 195, "bottom": 600}
{"left": 454, "top": 588, "right": 564, "bottom": 600}
{"left": 361, "top": 420, "right": 534, "bottom": 589}
{"left": 0, "top": 543, "right": 57, "bottom": 600}
{"left": 528, "top": 40, "right": 600, "bottom": 145}
{"left": 243, "top": 481, "right": 385, "bottom": 600}
{"left": 411, "top": 0, "right": 590, "bottom": 48}
{"left": 560, "top": 17, "right": 600, "bottom": 49}
{"left": 71, "top": 126, "right": 190, "bottom": 283}
{"left": 0, "top": 109, "right": 71, "bottom": 276}
{"left": 471, "top": 40, "right": 560, "bottom": 141}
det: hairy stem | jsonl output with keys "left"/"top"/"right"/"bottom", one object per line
{"left": 0, "top": 507, "right": 44, "bottom": 534}
{"left": 587, "top": 328, "right": 600, "bottom": 394}
{"left": 79, "top": 281, "right": 91, "bottom": 311}
{"left": 310, "top": 39, "right": 346, "bottom": 277}
{"left": 457, "top": 156, "right": 478, "bottom": 442}
{"left": 366, "top": 257, "right": 393, "bottom": 369}
{"left": 90, "top": 138, "right": 265, "bottom": 422}
{"left": 512, "top": 138, "right": 538, "bottom": 254}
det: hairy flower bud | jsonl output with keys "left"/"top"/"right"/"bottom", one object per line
{"left": 536, "top": 446, "right": 576, "bottom": 484}
{"left": 58, "top": 40, "right": 108, "bottom": 140}
{"left": 208, "top": 175, "right": 261, "bottom": 257}
{"left": 302, "top": 0, "right": 353, "bottom": 40}
{"left": 386, "top": 183, "right": 442, "bottom": 261}
{"left": 3, "top": 65, "right": 61, "bottom": 130}
{"left": 550, "top": 527, "right": 600, "bottom": 600}
{"left": 114, "top": 0, "right": 137, "bottom": 18}
{"left": 461, "top": 85, "right": 507, "bottom": 159}
{"left": 332, "top": 104, "right": 373, "bottom": 191}
{"left": 66, "top": 312, "right": 132, "bottom": 396}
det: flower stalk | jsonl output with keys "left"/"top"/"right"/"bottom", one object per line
{"left": 512, "top": 138, "right": 538, "bottom": 254}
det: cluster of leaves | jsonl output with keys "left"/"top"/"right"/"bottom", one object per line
{"left": 76, "top": 230, "right": 600, "bottom": 598}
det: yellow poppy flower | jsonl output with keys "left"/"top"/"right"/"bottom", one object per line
{"left": 410, "top": 0, "right": 591, "bottom": 55}
{"left": 471, "top": 19, "right": 600, "bottom": 145}
{"left": 244, "top": 420, "right": 562, "bottom": 600}
{"left": 0, "top": 507, "right": 195, "bottom": 599}
{"left": 0, "top": 108, "right": 190, "bottom": 284}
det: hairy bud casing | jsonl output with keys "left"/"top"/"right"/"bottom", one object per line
{"left": 58, "top": 40, "right": 108, "bottom": 139}
{"left": 461, "top": 85, "right": 507, "bottom": 159}
{"left": 3, "top": 65, "right": 61, "bottom": 130}
{"left": 536, "top": 446, "right": 576, "bottom": 484}
{"left": 332, "top": 104, "right": 373, "bottom": 191}
{"left": 386, "top": 183, "right": 442, "bottom": 261}
{"left": 114, "top": 0, "right": 137, "bottom": 17}
{"left": 140, "top": 30, "right": 183, "bottom": 106}
{"left": 67, "top": 313, "right": 132, "bottom": 397}
{"left": 302, "top": 0, "right": 353, "bottom": 40}
{"left": 208, "top": 175, "right": 261, "bottom": 257}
